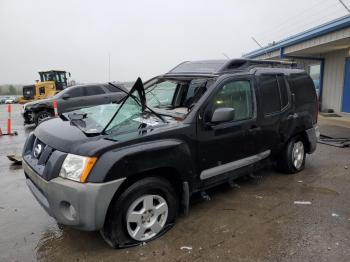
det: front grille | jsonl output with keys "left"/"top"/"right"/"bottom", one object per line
{"left": 32, "top": 137, "right": 54, "bottom": 166}
{"left": 23, "top": 134, "right": 66, "bottom": 181}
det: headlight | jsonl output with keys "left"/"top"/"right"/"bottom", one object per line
{"left": 59, "top": 154, "right": 97, "bottom": 183}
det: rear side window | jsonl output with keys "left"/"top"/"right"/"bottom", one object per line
{"left": 287, "top": 74, "right": 316, "bottom": 104}
{"left": 259, "top": 75, "right": 281, "bottom": 114}
{"left": 84, "top": 86, "right": 105, "bottom": 96}
{"left": 277, "top": 75, "right": 289, "bottom": 108}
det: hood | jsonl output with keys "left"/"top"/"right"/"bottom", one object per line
{"left": 35, "top": 113, "right": 179, "bottom": 156}
{"left": 24, "top": 98, "right": 52, "bottom": 109}
{"left": 34, "top": 118, "right": 115, "bottom": 156}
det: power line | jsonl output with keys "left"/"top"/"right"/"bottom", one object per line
{"left": 255, "top": 1, "right": 347, "bottom": 45}
{"left": 338, "top": 0, "right": 350, "bottom": 13}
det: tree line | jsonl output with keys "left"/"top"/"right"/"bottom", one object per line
{"left": 0, "top": 85, "right": 22, "bottom": 95}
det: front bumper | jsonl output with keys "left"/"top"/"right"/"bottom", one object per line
{"left": 23, "top": 160, "right": 125, "bottom": 231}
{"left": 22, "top": 110, "right": 34, "bottom": 125}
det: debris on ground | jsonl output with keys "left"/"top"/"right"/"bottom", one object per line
{"left": 318, "top": 135, "right": 350, "bottom": 148}
{"left": 180, "top": 246, "right": 193, "bottom": 251}
{"left": 294, "top": 201, "right": 312, "bottom": 205}
{"left": 228, "top": 180, "right": 240, "bottom": 189}
{"left": 332, "top": 213, "right": 339, "bottom": 217}
{"left": 7, "top": 155, "right": 22, "bottom": 165}
{"left": 297, "top": 180, "right": 303, "bottom": 183}
{"left": 255, "top": 195, "right": 263, "bottom": 199}
{"left": 200, "top": 191, "right": 211, "bottom": 201}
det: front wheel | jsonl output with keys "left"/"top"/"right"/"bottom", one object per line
{"left": 35, "top": 111, "right": 53, "bottom": 126}
{"left": 101, "top": 177, "right": 178, "bottom": 248}
{"left": 277, "top": 137, "right": 306, "bottom": 174}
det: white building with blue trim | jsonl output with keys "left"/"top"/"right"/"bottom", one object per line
{"left": 244, "top": 15, "right": 350, "bottom": 114}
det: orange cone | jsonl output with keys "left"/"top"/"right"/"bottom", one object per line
{"left": 7, "top": 104, "right": 11, "bottom": 135}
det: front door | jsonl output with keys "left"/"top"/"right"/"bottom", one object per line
{"left": 342, "top": 58, "right": 350, "bottom": 113}
{"left": 197, "top": 77, "right": 261, "bottom": 182}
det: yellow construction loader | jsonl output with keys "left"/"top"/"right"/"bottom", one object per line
{"left": 18, "top": 70, "right": 71, "bottom": 104}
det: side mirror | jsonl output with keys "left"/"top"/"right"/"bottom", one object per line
{"left": 62, "top": 93, "right": 70, "bottom": 100}
{"left": 211, "top": 107, "right": 235, "bottom": 123}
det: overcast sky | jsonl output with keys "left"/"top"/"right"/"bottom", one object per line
{"left": 0, "top": 0, "right": 348, "bottom": 84}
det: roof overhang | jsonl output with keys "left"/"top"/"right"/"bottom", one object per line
{"left": 244, "top": 15, "right": 350, "bottom": 59}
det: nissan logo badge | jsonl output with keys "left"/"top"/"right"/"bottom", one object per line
{"left": 33, "top": 144, "right": 42, "bottom": 158}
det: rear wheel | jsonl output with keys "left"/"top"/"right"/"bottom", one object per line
{"left": 101, "top": 177, "right": 178, "bottom": 248}
{"left": 277, "top": 137, "right": 306, "bottom": 174}
{"left": 35, "top": 111, "right": 52, "bottom": 126}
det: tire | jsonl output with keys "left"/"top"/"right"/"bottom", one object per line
{"left": 277, "top": 136, "right": 306, "bottom": 174}
{"left": 101, "top": 177, "right": 178, "bottom": 248}
{"left": 35, "top": 111, "right": 52, "bottom": 126}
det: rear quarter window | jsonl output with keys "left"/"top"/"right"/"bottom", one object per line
{"left": 287, "top": 74, "right": 317, "bottom": 104}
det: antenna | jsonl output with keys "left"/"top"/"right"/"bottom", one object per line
{"left": 222, "top": 53, "right": 230, "bottom": 59}
{"left": 251, "top": 37, "right": 269, "bottom": 58}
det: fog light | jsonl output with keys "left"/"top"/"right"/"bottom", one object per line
{"left": 60, "top": 201, "right": 77, "bottom": 221}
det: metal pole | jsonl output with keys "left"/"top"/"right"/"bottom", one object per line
{"left": 251, "top": 37, "right": 269, "bottom": 58}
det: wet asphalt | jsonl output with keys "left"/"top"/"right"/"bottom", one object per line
{"left": 0, "top": 104, "right": 350, "bottom": 262}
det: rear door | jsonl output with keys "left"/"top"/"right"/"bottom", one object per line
{"left": 256, "top": 74, "right": 292, "bottom": 152}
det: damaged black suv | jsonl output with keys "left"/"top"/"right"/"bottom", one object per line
{"left": 22, "top": 59, "right": 319, "bottom": 248}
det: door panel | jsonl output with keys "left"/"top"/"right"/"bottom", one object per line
{"left": 59, "top": 87, "right": 85, "bottom": 113}
{"left": 257, "top": 74, "right": 291, "bottom": 152}
{"left": 196, "top": 78, "right": 262, "bottom": 181}
{"left": 342, "top": 58, "right": 350, "bottom": 113}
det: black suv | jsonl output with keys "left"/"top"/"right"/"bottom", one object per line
{"left": 22, "top": 59, "right": 319, "bottom": 248}
{"left": 22, "top": 83, "right": 126, "bottom": 126}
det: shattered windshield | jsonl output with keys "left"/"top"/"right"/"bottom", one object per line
{"left": 65, "top": 76, "right": 212, "bottom": 135}
{"left": 68, "top": 89, "right": 143, "bottom": 134}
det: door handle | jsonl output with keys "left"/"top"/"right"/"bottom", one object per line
{"left": 248, "top": 126, "right": 261, "bottom": 133}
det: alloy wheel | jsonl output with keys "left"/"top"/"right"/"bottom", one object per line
{"left": 126, "top": 194, "right": 168, "bottom": 241}
{"left": 292, "top": 141, "right": 304, "bottom": 169}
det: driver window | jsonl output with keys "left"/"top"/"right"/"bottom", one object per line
{"left": 212, "top": 80, "right": 253, "bottom": 121}
{"left": 66, "top": 87, "right": 83, "bottom": 98}
{"left": 145, "top": 80, "right": 177, "bottom": 108}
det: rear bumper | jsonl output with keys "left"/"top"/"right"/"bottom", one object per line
{"left": 305, "top": 125, "right": 320, "bottom": 154}
{"left": 23, "top": 160, "right": 125, "bottom": 231}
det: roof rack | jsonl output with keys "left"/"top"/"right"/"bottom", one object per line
{"left": 166, "top": 59, "right": 299, "bottom": 75}
{"left": 220, "top": 59, "right": 298, "bottom": 72}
